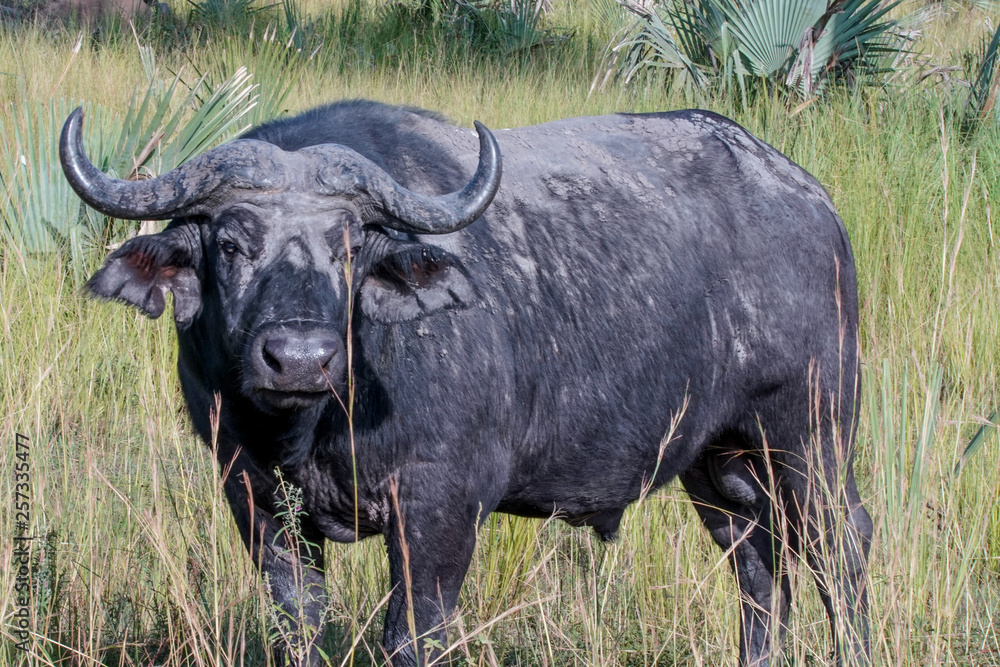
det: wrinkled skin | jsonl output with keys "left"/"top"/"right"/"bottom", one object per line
{"left": 75, "top": 100, "right": 873, "bottom": 666}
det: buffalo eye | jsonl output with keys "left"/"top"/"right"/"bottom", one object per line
{"left": 331, "top": 246, "right": 360, "bottom": 265}
{"left": 325, "top": 209, "right": 361, "bottom": 263}
{"left": 219, "top": 239, "right": 239, "bottom": 259}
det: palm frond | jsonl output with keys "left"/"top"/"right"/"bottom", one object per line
{"left": 1, "top": 42, "right": 262, "bottom": 267}
{"left": 963, "top": 22, "right": 1000, "bottom": 136}
{"left": 608, "top": 0, "right": 907, "bottom": 101}
{"left": 614, "top": 8, "right": 706, "bottom": 90}
{"left": 0, "top": 99, "right": 112, "bottom": 263}
{"left": 718, "top": 0, "right": 826, "bottom": 77}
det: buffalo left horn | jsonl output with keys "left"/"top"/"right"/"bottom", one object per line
{"left": 60, "top": 107, "right": 287, "bottom": 220}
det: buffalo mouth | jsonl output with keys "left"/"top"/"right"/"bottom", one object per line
{"left": 254, "top": 388, "right": 334, "bottom": 411}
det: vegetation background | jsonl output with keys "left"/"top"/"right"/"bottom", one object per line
{"left": 1, "top": 0, "right": 1000, "bottom": 663}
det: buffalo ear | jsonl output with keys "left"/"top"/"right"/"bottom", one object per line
{"left": 359, "top": 242, "right": 476, "bottom": 324}
{"left": 86, "top": 225, "right": 203, "bottom": 329}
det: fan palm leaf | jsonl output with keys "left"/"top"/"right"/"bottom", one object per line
{"left": 1, "top": 46, "right": 261, "bottom": 268}
{"left": 718, "top": 0, "right": 826, "bottom": 77}
{"left": 616, "top": 8, "right": 706, "bottom": 89}
{"left": 609, "top": 0, "right": 906, "bottom": 101}
{"left": 962, "top": 23, "right": 1000, "bottom": 136}
{"left": 0, "top": 99, "right": 112, "bottom": 259}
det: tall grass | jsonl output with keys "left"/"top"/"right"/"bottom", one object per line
{"left": 2, "top": 0, "right": 1000, "bottom": 664}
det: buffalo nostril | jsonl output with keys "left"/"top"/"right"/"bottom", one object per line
{"left": 262, "top": 341, "right": 283, "bottom": 373}
{"left": 317, "top": 346, "right": 336, "bottom": 371}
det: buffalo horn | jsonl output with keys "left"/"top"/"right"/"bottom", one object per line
{"left": 371, "top": 121, "right": 502, "bottom": 234}
{"left": 60, "top": 107, "right": 285, "bottom": 220}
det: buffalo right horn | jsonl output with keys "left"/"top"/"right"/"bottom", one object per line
{"left": 60, "top": 107, "right": 287, "bottom": 220}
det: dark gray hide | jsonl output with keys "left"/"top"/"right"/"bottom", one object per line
{"left": 68, "top": 100, "right": 872, "bottom": 667}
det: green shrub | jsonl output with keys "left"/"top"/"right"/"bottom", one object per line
{"left": 610, "top": 0, "right": 908, "bottom": 102}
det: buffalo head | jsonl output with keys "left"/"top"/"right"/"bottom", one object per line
{"left": 62, "top": 108, "right": 501, "bottom": 411}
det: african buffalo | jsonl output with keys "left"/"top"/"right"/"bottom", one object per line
{"left": 62, "top": 99, "right": 872, "bottom": 666}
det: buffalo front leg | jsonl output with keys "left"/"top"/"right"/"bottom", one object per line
{"left": 222, "top": 463, "right": 328, "bottom": 667}
{"left": 681, "top": 445, "right": 790, "bottom": 667}
{"left": 381, "top": 488, "right": 481, "bottom": 666}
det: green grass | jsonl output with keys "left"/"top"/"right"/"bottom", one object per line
{"left": 3, "top": 0, "right": 1000, "bottom": 664}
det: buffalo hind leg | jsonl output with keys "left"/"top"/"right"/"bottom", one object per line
{"left": 776, "top": 443, "right": 872, "bottom": 666}
{"left": 681, "top": 440, "right": 790, "bottom": 667}
{"left": 222, "top": 461, "right": 328, "bottom": 667}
